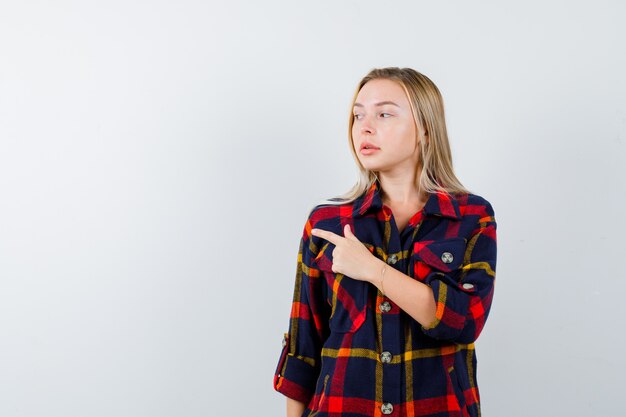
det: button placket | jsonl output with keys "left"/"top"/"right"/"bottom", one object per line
{"left": 378, "top": 215, "right": 401, "bottom": 417}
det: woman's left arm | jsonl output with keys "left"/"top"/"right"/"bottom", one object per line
{"left": 311, "top": 200, "right": 497, "bottom": 344}
{"left": 370, "top": 201, "right": 498, "bottom": 344}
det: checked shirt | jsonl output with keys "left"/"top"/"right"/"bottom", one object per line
{"left": 273, "top": 178, "right": 498, "bottom": 417}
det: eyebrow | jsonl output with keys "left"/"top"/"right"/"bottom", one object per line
{"left": 353, "top": 101, "right": 400, "bottom": 108}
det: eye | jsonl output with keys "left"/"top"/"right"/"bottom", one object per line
{"left": 353, "top": 114, "right": 362, "bottom": 120}
{"left": 380, "top": 113, "right": 392, "bottom": 118}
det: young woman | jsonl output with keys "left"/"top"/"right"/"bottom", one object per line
{"left": 273, "top": 67, "right": 498, "bottom": 417}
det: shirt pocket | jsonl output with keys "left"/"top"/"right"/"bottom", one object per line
{"left": 314, "top": 241, "right": 369, "bottom": 333}
{"left": 411, "top": 237, "right": 467, "bottom": 282}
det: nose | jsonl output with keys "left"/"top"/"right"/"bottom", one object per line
{"left": 359, "top": 114, "right": 375, "bottom": 135}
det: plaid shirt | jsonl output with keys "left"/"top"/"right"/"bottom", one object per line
{"left": 273, "top": 179, "right": 497, "bottom": 417}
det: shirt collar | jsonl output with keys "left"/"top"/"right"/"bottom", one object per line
{"left": 353, "top": 178, "right": 461, "bottom": 220}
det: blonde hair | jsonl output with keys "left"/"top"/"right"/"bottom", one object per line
{"left": 313, "top": 67, "right": 471, "bottom": 212}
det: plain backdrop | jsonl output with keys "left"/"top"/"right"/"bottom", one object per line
{"left": 1, "top": 1, "right": 625, "bottom": 416}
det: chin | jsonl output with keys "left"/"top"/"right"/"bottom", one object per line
{"left": 362, "top": 163, "right": 387, "bottom": 173}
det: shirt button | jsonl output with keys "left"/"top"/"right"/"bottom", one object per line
{"left": 441, "top": 251, "right": 454, "bottom": 263}
{"left": 462, "top": 283, "right": 474, "bottom": 290}
{"left": 379, "top": 301, "right": 391, "bottom": 313}
{"left": 380, "top": 351, "right": 392, "bottom": 363}
{"left": 381, "top": 402, "right": 393, "bottom": 414}
{"left": 386, "top": 254, "right": 398, "bottom": 265}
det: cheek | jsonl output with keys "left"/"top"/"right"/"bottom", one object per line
{"left": 398, "top": 121, "right": 417, "bottom": 141}
{"left": 387, "top": 126, "right": 416, "bottom": 153}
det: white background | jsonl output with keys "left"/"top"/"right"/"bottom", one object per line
{"left": 1, "top": 1, "right": 625, "bottom": 416}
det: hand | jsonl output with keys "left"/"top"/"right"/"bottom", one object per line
{"left": 311, "top": 224, "right": 381, "bottom": 283}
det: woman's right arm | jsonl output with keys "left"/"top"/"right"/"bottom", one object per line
{"left": 287, "top": 397, "right": 306, "bottom": 417}
{"left": 273, "top": 214, "right": 329, "bottom": 414}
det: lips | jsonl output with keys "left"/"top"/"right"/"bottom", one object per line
{"left": 360, "top": 142, "right": 380, "bottom": 150}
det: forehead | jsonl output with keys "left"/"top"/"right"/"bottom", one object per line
{"left": 355, "top": 79, "right": 408, "bottom": 106}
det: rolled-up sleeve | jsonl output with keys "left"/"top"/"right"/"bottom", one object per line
{"left": 421, "top": 200, "right": 497, "bottom": 344}
{"left": 273, "top": 222, "right": 328, "bottom": 405}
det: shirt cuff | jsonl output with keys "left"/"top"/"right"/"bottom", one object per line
{"left": 421, "top": 272, "right": 476, "bottom": 341}
{"left": 273, "top": 335, "right": 319, "bottom": 405}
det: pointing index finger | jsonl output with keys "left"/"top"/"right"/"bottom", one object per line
{"left": 311, "top": 228, "right": 342, "bottom": 245}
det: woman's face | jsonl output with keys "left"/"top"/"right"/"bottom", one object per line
{"left": 352, "top": 78, "right": 423, "bottom": 174}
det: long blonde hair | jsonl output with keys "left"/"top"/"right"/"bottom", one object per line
{"left": 313, "top": 67, "right": 471, "bottom": 212}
